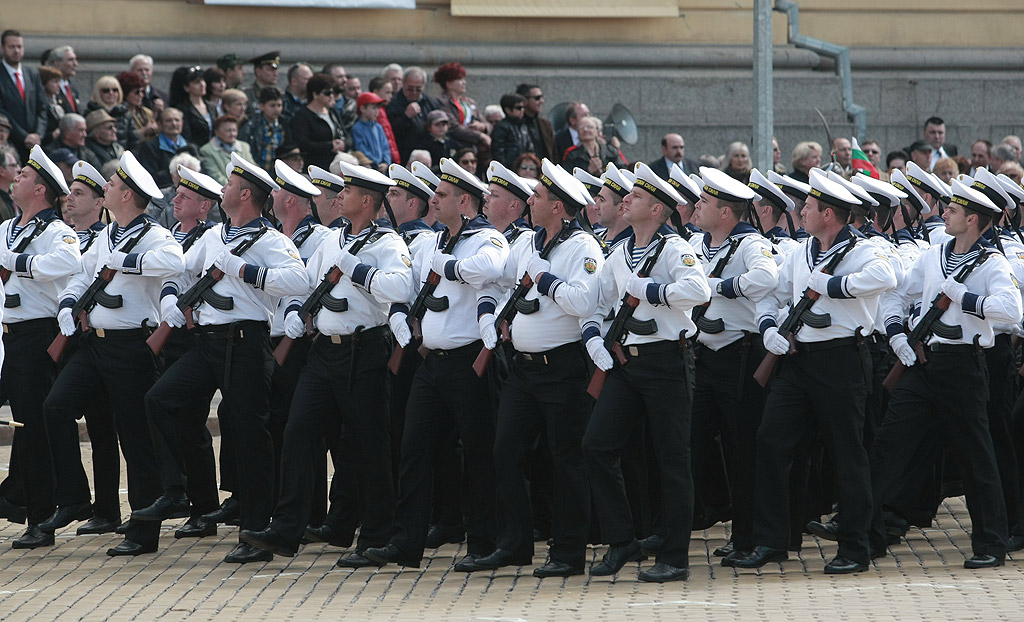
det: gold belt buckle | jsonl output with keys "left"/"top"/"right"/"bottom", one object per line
{"left": 331, "top": 334, "right": 343, "bottom": 344}
{"left": 95, "top": 328, "right": 106, "bottom": 338}
{"left": 2, "top": 324, "right": 8, "bottom": 333}
{"left": 628, "top": 345, "right": 639, "bottom": 357}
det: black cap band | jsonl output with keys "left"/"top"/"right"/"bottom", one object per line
{"left": 28, "top": 158, "right": 67, "bottom": 196}
{"left": 231, "top": 165, "right": 274, "bottom": 194}
{"left": 970, "top": 180, "right": 1007, "bottom": 211}
{"left": 275, "top": 174, "right": 315, "bottom": 199}
{"left": 394, "top": 178, "right": 431, "bottom": 201}
{"left": 702, "top": 183, "right": 746, "bottom": 205}
{"left": 666, "top": 176, "right": 699, "bottom": 204}
{"left": 489, "top": 175, "right": 530, "bottom": 201}
{"left": 776, "top": 181, "right": 808, "bottom": 201}
{"left": 808, "top": 186, "right": 856, "bottom": 211}
{"left": 343, "top": 174, "right": 390, "bottom": 194}
{"left": 179, "top": 177, "right": 220, "bottom": 201}
{"left": 950, "top": 193, "right": 996, "bottom": 216}
{"left": 603, "top": 177, "right": 628, "bottom": 199}
{"left": 539, "top": 174, "right": 583, "bottom": 213}
{"left": 440, "top": 172, "right": 484, "bottom": 198}
{"left": 636, "top": 178, "right": 678, "bottom": 211}
{"left": 311, "top": 177, "right": 343, "bottom": 193}
{"left": 74, "top": 174, "right": 103, "bottom": 196}
{"left": 117, "top": 166, "right": 149, "bottom": 202}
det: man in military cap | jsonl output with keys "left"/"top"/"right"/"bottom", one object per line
{"left": 593, "top": 164, "right": 635, "bottom": 252}
{"left": 689, "top": 167, "right": 778, "bottom": 559}
{"left": 138, "top": 152, "right": 307, "bottom": 563}
{"left": 364, "top": 157, "right": 508, "bottom": 571}
{"left": 1, "top": 146, "right": 82, "bottom": 548}
{"left": 243, "top": 52, "right": 281, "bottom": 120}
{"left": 871, "top": 178, "right": 1019, "bottom": 570}
{"left": 45, "top": 152, "right": 183, "bottom": 556}
{"left": 582, "top": 162, "right": 710, "bottom": 583}
{"left": 725, "top": 169, "right": 896, "bottom": 574}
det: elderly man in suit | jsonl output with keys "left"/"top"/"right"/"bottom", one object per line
{"left": 0, "top": 30, "right": 47, "bottom": 160}
{"left": 46, "top": 45, "right": 79, "bottom": 115}
{"left": 649, "top": 133, "right": 699, "bottom": 179}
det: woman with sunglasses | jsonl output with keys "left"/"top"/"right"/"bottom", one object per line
{"left": 86, "top": 74, "right": 140, "bottom": 149}
{"left": 169, "top": 65, "right": 213, "bottom": 147}
{"left": 288, "top": 73, "right": 348, "bottom": 171}
{"left": 116, "top": 71, "right": 157, "bottom": 146}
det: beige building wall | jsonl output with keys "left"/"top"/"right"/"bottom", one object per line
{"left": 6, "top": 0, "right": 1024, "bottom": 48}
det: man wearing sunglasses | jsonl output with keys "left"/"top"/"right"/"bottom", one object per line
{"left": 514, "top": 83, "right": 555, "bottom": 162}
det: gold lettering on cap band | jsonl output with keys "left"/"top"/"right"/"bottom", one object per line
{"left": 75, "top": 174, "right": 99, "bottom": 189}
{"left": 703, "top": 184, "right": 720, "bottom": 197}
{"left": 181, "top": 178, "right": 201, "bottom": 192}
{"left": 636, "top": 178, "right": 674, "bottom": 206}
{"left": 311, "top": 178, "right": 342, "bottom": 191}
{"left": 604, "top": 178, "right": 626, "bottom": 197}
{"left": 950, "top": 195, "right": 969, "bottom": 206}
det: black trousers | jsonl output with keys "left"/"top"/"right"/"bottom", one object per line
{"left": 691, "top": 335, "right": 767, "bottom": 551}
{"left": 984, "top": 334, "right": 1018, "bottom": 528}
{"left": 391, "top": 341, "right": 496, "bottom": 561}
{"left": 870, "top": 346, "right": 1007, "bottom": 558}
{"left": 583, "top": 341, "right": 693, "bottom": 568}
{"left": 3, "top": 319, "right": 58, "bottom": 524}
{"left": 271, "top": 328, "right": 393, "bottom": 549}
{"left": 43, "top": 329, "right": 162, "bottom": 547}
{"left": 752, "top": 340, "right": 872, "bottom": 564}
{"left": 493, "top": 343, "right": 591, "bottom": 567}
{"left": 268, "top": 335, "right": 312, "bottom": 506}
{"left": 146, "top": 321, "right": 274, "bottom": 535}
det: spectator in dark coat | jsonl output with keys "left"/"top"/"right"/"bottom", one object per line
{"left": 385, "top": 66, "right": 441, "bottom": 164}
{"left": 490, "top": 93, "right": 532, "bottom": 168}
{"left": 133, "top": 107, "right": 190, "bottom": 188}
{"left": 287, "top": 73, "right": 348, "bottom": 171}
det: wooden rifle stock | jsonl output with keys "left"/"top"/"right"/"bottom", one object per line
{"left": 586, "top": 297, "right": 637, "bottom": 399}
{"left": 753, "top": 289, "right": 820, "bottom": 388}
{"left": 47, "top": 267, "right": 118, "bottom": 362}
{"left": 882, "top": 294, "right": 950, "bottom": 392}
{"left": 145, "top": 266, "right": 225, "bottom": 355}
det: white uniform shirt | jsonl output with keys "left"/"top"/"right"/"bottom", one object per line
{"left": 881, "top": 239, "right": 1021, "bottom": 349}
{"left": 291, "top": 224, "right": 413, "bottom": 336}
{"left": 164, "top": 218, "right": 307, "bottom": 326}
{"left": 61, "top": 216, "right": 184, "bottom": 330}
{"left": 757, "top": 226, "right": 898, "bottom": 343}
{"left": 2, "top": 210, "right": 82, "bottom": 322}
{"left": 586, "top": 228, "right": 711, "bottom": 346}
{"left": 510, "top": 226, "right": 603, "bottom": 352}
{"left": 696, "top": 223, "right": 779, "bottom": 351}
{"left": 270, "top": 217, "right": 333, "bottom": 337}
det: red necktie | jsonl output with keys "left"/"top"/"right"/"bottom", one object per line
{"left": 64, "top": 83, "right": 76, "bottom": 112}
{"left": 14, "top": 71, "right": 24, "bottom": 100}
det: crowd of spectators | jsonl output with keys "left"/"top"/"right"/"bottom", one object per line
{"left": 0, "top": 28, "right": 1020, "bottom": 228}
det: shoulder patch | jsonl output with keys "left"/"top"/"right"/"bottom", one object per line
{"left": 489, "top": 236, "right": 503, "bottom": 248}
{"left": 1016, "top": 252, "right": 1024, "bottom": 261}
{"left": 681, "top": 253, "right": 696, "bottom": 267}
{"left": 401, "top": 254, "right": 412, "bottom": 267}
{"left": 62, "top": 234, "right": 77, "bottom": 245}
{"left": 761, "top": 247, "right": 773, "bottom": 258}
{"left": 287, "top": 249, "right": 300, "bottom": 261}
{"left": 1012, "top": 275, "right": 1020, "bottom": 289}
{"left": 583, "top": 257, "right": 597, "bottom": 274}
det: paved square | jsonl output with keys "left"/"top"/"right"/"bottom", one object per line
{"left": 0, "top": 438, "right": 1022, "bottom": 621}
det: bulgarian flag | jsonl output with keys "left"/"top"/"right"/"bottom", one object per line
{"left": 851, "top": 137, "right": 880, "bottom": 179}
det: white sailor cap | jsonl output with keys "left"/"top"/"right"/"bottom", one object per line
{"left": 27, "top": 145, "right": 69, "bottom": 196}
{"left": 930, "top": 172, "right": 953, "bottom": 204}
{"left": 338, "top": 160, "right": 396, "bottom": 194}
{"left": 274, "top": 159, "right": 320, "bottom": 199}
{"left": 667, "top": 165, "right": 701, "bottom": 205}
{"left": 699, "top": 166, "right": 759, "bottom": 204}
{"left": 572, "top": 168, "right": 603, "bottom": 198}
{"left": 889, "top": 169, "right": 931, "bottom": 215}
{"left": 827, "top": 171, "right": 879, "bottom": 208}
{"left": 71, "top": 160, "right": 105, "bottom": 196}
{"left": 567, "top": 174, "right": 596, "bottom": 206}
{"left": 438, "top": 157, "right": 489, "bottom": 199}
{"left": 905, "top": 161, "right": 946, "bottom": 200}
{"left": 850, "top": 173, "right": 906, "bottom": 208}
{"left": 950, "top": 178, "right": 1001, "bottom": 216}
{"left": 995, "top": 173, "right": 1024, "bottom": 208}
{"left": 229, "top": 152, "right": 279, "bottom": 194}
{"left": 807, "top": 168, "right": 861, "bottom": 211}
{"left": 487, "top": 161, "right": 532, "bottom": 201}
{"left": 766, "top": 170, "right": 811, "bottom": 201}
{"left": 308, "top": 165, "right": 345, "bottom": 194}
{"left": 177, "top": 165, "right": 223, "bottom": 201}
{"left": 970, "top": 167, "right": 1013, "bottom": 212}
{"left": 116, "top": 151, "right": 161, "bottom": 201}
{"left": 389, "top": 163, "right": 434, "bottom": 201}
{"left": 633, "top": 162, "right": 685, "bottom": 211}
{"left": 522, "top": 177, "right": 540, "bottom": 192}
{"left": 538, "top": 158, "right": 589, "bottom": 213}
{"left": 410, "top": 161, "right": 441, "bottom": 193}
{"left": 748, "top": 168, "right": 794, "bottom": 212}
{"left": 600, "top": 163, "right": 633, "bottom": 199}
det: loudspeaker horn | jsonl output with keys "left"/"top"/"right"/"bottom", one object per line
{"left": 604, "top": 103, "right": 638, "bottom": 146}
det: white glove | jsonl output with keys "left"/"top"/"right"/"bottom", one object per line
{"left": 762, "top": 327, "right": 790, "bottom": 356}
{"left": 389, "top": 312, "right": 412, "bottom": 347}
{"left": 284, "top": 311, "right": 306, "bottom": 339}
{"left": 806, "top": 270, "right": 830, "bottom": 295}
{"left": 585, "top": 336, "right": 614, "bottom": 371}
{"left": 335, "top": 249, "right": 360, "bottom": 276}
{"left": 431, "top": 252, "right": 456, "bottom": 278}
{"left": 941, "top": 276, "right": 968, "bottom": 304}
{"left": 161, "top": 295, "right": 186, "bottom": 328}
{"left": 0, "top": 248, "right": 16, "bottom": 270}
{"left": 889, "top": 333, "right": 917, "bottom": 367}
{"left": 57, "top": 307, "right": 76, "bottom": 336}
{"left": 625, "top": 273, "right": 653, "bottom": 300}
{"left": 478, "top": 313, "right": 497, "bottom": 350}
{"left": 214, "top": 250, "right": 246, "bottom": 278}
{"left": 105, "top": 250, "right": 128, "bottom": 271}
{"left": 524, "top": 255, "right": 550, "bottom": 281}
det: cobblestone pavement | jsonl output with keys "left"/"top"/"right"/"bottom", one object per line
{"left": 0, "top": 440, "right": 1022, "bottom": 621}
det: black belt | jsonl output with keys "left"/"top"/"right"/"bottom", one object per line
{"left": 621, "top": 340, "right": 679, "bottom": 357}
{"left": 793, "top": 336, "right": 858, "bottom": 353}
{"left": 515, "top": 341, "right": 581, "bottom": 366}
{"left": 320, "top": 325, "right": 387, "bottom": 345}
{"left": 2, "top": 317, "right": 55, "bottom": 333}
{"left": 195, "top": 320, "right": 268, "bottom": 338}
{"left": 929, "top": 342, "right": 980, "bottom": 353}
{"left": 85, "top": 327, "right": 148, "bottom": 340}
{"left": 427, "top": 340, "right": 481, "bottom": 358}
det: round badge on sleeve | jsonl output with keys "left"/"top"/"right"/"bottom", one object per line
{"left": 583, "top": 257, "right": 597, "bottom": 274}
{"left": 681, "top": 254, "right": 696, "bottom": 267}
